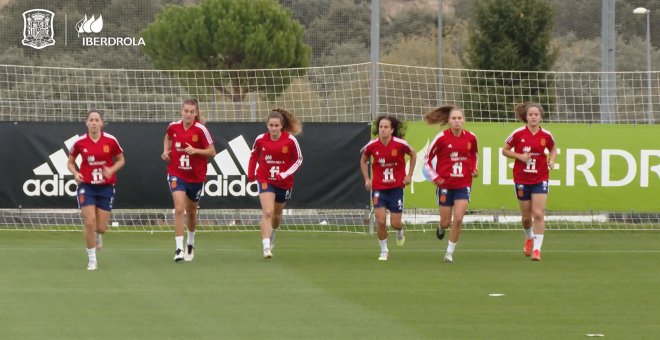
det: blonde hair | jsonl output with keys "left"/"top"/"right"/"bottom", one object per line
{"left": 515, "top": 102, "right": 545, "bottom": 123}
{"left": 268, "top": 108, "right": 302, "bottom": 136}
{"left": 423, "top": 105, "right": 463, "bottom": 126}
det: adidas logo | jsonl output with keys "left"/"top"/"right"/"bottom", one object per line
{"left": 23, "top": 135, "right": 79, "bottom": 196}
{"left": 204, "top": 135, "right": 258, "bottom": 197}
{"left": 23, "top": 135, "right": 260, "bottom": 198}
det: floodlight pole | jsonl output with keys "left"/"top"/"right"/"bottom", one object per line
{"left": 634, "top": 7, "right": 654, "bottom": 124}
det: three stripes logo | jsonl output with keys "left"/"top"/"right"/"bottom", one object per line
{"left": 23, "top": 135, "right": 79, "bottom": 197}
{"left": 204, "top": 135, "right": 259, "bottom": 197}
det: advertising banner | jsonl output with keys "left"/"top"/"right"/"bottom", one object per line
{"left": 403, "top": 122, "right": 660, "bottom": 211}
{"left": 0, "top": 122, "right": 370, "bottom": 209}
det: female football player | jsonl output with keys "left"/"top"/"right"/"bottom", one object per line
{"left": 502, "top": 102, "right": 557, "bottom": 261}
{"left": 162, "top": 99, "right": 216, "bottom": 262}
{"left": 423, "top": 105, "right": 478, "bottom": 263}
{"left": 67, "top": 110, "right": 125, "bottom": 271}
{"left": 360, "top": 115, "right": 416, "bottom": 261}
{"left": 247, "top": 108, "right": 303, "bottom": 259}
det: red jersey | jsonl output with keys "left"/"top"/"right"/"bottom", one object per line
{"left": 504, "top": 126, "right": 556, "bottom": 184}
{"left": 69, "top": 132, "right": 123, "bottom": 185}
{"left": 247, "top": 131, "right": 303, "bottom": 189}
{"left": 361, "top": 137, "right": 414, "bottom": 190}
{"left": 423, "top": 129, "right": 478, "bottom": 189}
{"left": 166, "top": 120, "right": 214, "bottom": 183}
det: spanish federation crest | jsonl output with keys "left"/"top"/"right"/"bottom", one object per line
{"left": 22, "top": 9, "right": 55, "bottom": 49}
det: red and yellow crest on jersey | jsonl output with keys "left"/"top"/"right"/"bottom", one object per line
{"left": 467, "top": 142, "right": 472, "bottom": 150}
{"left": 391, "top": 149, "right": 398, "bottom": 156}
{"left": 192, "top": 135, "right": 199, "bottom": 142}
{"left": 282, "top": 146, "right": 288, "bottom": 154}
{"left": 103, "top": 145, "right": 110, "bottom": 153}
{"left": 540, "top": 138, "right": 546, "bottom": 146}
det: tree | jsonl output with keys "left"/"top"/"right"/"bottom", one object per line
{"left": 141, "top": 0, "right": 311, "bottom": 105}
{"left": 464, "top": 0, "right": 557, "bottom": 121}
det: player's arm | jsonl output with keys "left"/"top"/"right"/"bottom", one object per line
{"left": 423, "top": 144, "right": 443, "bottom": 185}
{"left": 184, "top": 143, "right": 216, "bottom": 158}
{"left": 471, "top": 138, "right": 479, "bottom": 177}
{"left": 359, "top": 153, "right": 371, "bottom": 191}
{"left": 403, "top": 149, "right": 416, "bottom": 186}
{"left": 161, "top": 134, "right": 171, "bottom": 161}
{"left": 502, "top": 143, "right": 529, "bottom": 163}
{"left": 103, "top": 153, "right": 125, "bottom": 179}
{"left": 247, "top": 139, "right": 260, "bottom": 182}
{"left": 67, "top": 153, "right": 83, "bottom": 183}
{"left": 547, "top": 145, "right": 557, "bottom": 169}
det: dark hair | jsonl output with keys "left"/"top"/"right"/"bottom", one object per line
{"left": 268, "top": 108, "right": 302, "bottom": 136}
{"left": 424, "top": 105, "right": 464, "bottom": 126}
{"left": 514, "top": 102, "right": 545, "bottom": 122}
{"left": 182, "top": 98, "right": 203, "bottom": 123}
{"left": 372, "top": 115, "right": 406, "bottom": 138}
{"left": 87, "top": 109, "right": 104, "bottom": 120}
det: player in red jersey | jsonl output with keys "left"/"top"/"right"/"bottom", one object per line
{"left": 67, "top": 110, "right": 125, "bottom": 271}
{"left": 502, "top": 102, "right": 557, "bottom": 261}
{"left": 161, "top": 99, "right": 216, "bottom": 262}
{"left": 422, "top": 105, "right": 478, "bottom": 263}
{"left": 247, "top": 109, "right": 303, "bottom": 259}
{"left": 360, "top": 115, "right": 416, "bottom": 261}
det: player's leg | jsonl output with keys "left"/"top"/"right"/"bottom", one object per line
{"left": 390, "top": 212, "right": 405, "bottom": 246}
{"left": 184, "top": 197, "right": 198, "bottom": 261}
{"left": 436, "top": 189, "right": 451, "bottom": 240}
{"left": 94, "top": 207, "right": 111, "bottom": 252}
{"left": 516, "top": 184, "right": 534, "bottom": 257}
{"left": 530, "top": 193, "right": 548, "bottom": 261}
{"left": 389, "top": 188, "right": 405, "bottom": 246}
{"left": 93, "top": 186, "right": 114, "bottom": 252}
{"left": 374, "top": 207, "right": 389, "bottom": 260}
{"left": 259, "top": 192, "right": 276, "bottom": 259}
{"left": 444, "top": 198, "right": 468, "bottom": 263}
{"left": 81, "top": 204, "right": 98, "bottom": 270}
{"left": 271, "top": 200, "right": 286, "bottom": 251}
{"left": 171, "top": 190, "right": 187, "bottom": 261}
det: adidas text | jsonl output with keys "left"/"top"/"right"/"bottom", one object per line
{"left": 204, "top": 175, "right": 258, "bottom": 197}
{"left": 23, "top": 175, "right": 77, "bottom": 197}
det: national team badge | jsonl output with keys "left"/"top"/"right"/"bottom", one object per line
{"left": 282, "top": 146, "right": 288, "bottom": 154}
{"left": 22, "top": 9, "right": 55, "bottom": 49}
{"left": 192, "top": 135, "right": 198, "bottom": 142}
{"left": 261, "top": 182, "right": 268, "bottom": 190}
{"left": 103, "top": 145, "right": 110, "bottom": 153}
{"left": 540, "top": 138, "right": 546, "bottom": 146}
{"left": 391, "top": 149, "right": 397, "bottom": 156}
{"left": 467, "top": 142, "right": 472, "bottom": 150}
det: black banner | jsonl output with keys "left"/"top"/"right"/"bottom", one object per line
{"left": 0, "top": 122, "right": 370, "bottom": 209}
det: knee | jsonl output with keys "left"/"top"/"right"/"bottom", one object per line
{"left": 453, "top": 216, "right": 463, "bottom": 227}
{"left": 262, "top": 209, "right": 274, "bottom": 220}
{"left": 173, "top": 207, "right": 185, "bottom": 217}
{"left": 532, "top": 209, "right": 545, "bottom": 221}
{"left": 440, "top": 219, "right": 451, "bottom": 229}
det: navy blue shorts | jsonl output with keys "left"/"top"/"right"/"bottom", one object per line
{"left": 258, "top": 182, "right": 292, "bottom": 203}
{"left": 77, "top": 183, "right": 115, "bottom": 211}
{"left": 436, "top": 187, "right": 471, "bottom": 207}
{"left": 372, "top": 187, "right": 404, "bottom": 213}
{"left": 514, "top": 181, "right": 549, "bottom": 201}
{"left": 167, "top": 174, "right": 204, "bottom": 202}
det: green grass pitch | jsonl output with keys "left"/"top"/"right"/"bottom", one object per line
{"left": 1, "top": 230, "right": 659, "bottom": 339}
